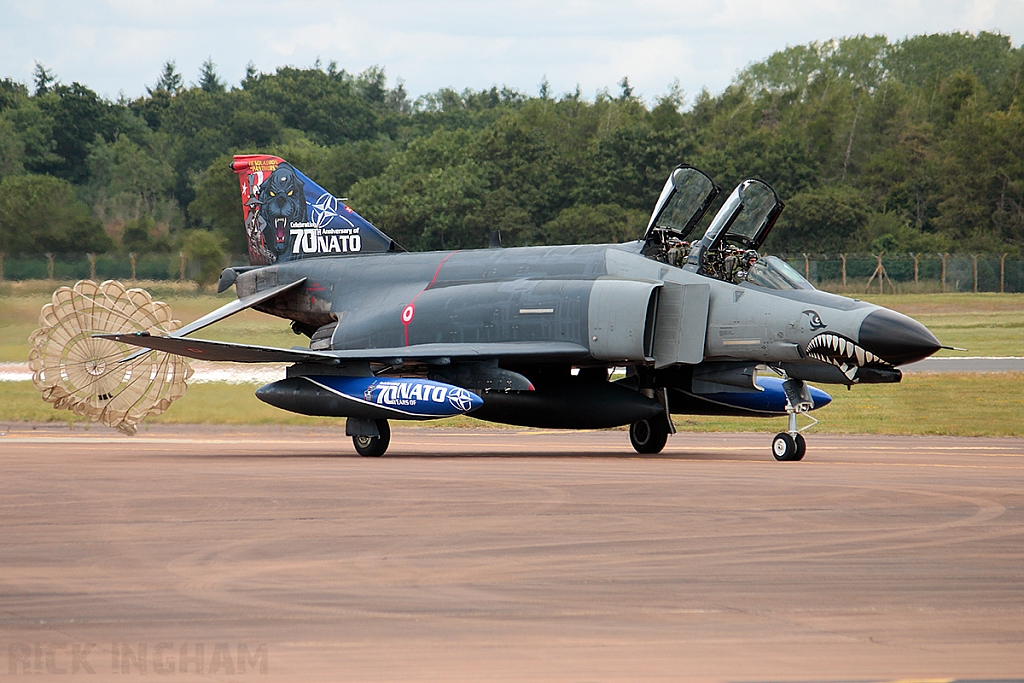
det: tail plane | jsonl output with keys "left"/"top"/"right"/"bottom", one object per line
{"left": 231, "top": 154, "right": 401, "bottom": 266}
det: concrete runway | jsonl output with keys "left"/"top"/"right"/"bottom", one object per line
{"left": 1, "top": 424, "right": 1022, "bottom": 682}
{"left": 902, "top": 356, "right": 1024, "bottom": 373}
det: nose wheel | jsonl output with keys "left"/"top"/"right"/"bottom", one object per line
{"left": 772, "top": 431, "right": 806, "bottom": 461}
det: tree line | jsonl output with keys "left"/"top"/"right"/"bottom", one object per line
{"left": 1, "top": 32, "right": 1022, "bottom": 273}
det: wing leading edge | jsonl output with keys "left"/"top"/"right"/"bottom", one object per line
{"left": 97, "top": 333, "right": 591, "bottom": 365}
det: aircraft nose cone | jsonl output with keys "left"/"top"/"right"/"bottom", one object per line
{"left": 858, "top": 308, "right": 941, "bottom": 366}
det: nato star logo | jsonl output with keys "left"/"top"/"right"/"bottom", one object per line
{"left": 448, "top": 387, "right": 474, "bottom": 412}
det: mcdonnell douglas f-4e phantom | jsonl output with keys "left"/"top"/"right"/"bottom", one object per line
{"left": 84, "top": 156, "right": 942, "bottom": 459}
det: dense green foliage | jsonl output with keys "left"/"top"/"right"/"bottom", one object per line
{"left": 1, "top": 32, "right": 1022, "bottom": 258}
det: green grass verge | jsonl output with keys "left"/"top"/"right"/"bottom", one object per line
{"left": 0, "top": 289, "right": 300, "bottom": 363}
{"left": 3, "top": 373, "right": 1022, "bottom": 437}
{"left": 854, "top": 293, "right": 1024, "bottom": 357}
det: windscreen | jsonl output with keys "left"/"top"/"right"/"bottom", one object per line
{"left": 745, "top": 256, "right": 815, "bottom": 290}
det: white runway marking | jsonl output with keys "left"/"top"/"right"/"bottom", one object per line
{"left": 0, "top": 361, "right": 287, "bottom": 383}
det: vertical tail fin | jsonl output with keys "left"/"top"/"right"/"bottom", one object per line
{"left": 230, "top": 154, "right": 402, "bottom": 266}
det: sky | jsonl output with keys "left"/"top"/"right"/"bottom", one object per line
{"left": 1, "top": 0, "right": 1022, "bottom": 107}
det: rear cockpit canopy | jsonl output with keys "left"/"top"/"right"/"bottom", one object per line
{"left": 641, "top": 165, "right": 720, "bottom": 259}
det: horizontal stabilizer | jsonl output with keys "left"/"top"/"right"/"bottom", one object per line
{"left": 100, "top": 334, "right": 335, "bottom": 363}
{"left": 115, "top": 277, "right": 307, "bottom": 364}
{"left": 173, "top": 277, "right": 306, "bottom": 338}
{"left": 97, "top": 334, "right": 590, "bottom": 365}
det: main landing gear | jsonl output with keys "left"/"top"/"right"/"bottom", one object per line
{"left": 348, "top": 418, "right": 391, "bottom": 457}
{"left": 629, "top": 387, "right": 675, "bottom": 455}
{"left": 772, "top": 377, "right": 815, "bottom": 461}
{"left": 629, "top": 417, "right": 670, "bottom": 454}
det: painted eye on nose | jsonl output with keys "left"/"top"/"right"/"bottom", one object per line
{"left": 287, "top": 190, "right": 293, "bottom": 196}
{"left": 269, "top": 191, "right": 275, "bottom": 197}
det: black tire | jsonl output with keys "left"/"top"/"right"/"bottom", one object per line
{"left": 630, "top": 418, "right": 669, "bottom": 454}
{"left": 772, "top": 432, "right": 797, "bottom": 461}
{"left": 793, "top": 433, "right": 807, "bottom": 461}
{"left": 353, "top": 419, "right": 391, "bottom": 457}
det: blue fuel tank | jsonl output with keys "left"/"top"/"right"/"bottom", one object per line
{"left": 256, "top": 375, "right": 483, "bottom": 420}
{"left": 668, "top": 376, "right": 832, "bottom": 417}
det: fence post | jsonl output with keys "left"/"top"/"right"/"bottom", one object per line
{"left": 803, "top": 253, "right": 810, "bottom": 281}
{"left": 1001, "top": 253, "right": 1007, "bottom": 293}
{"left": 940, "top": 253, "right": 948, "bottom": 293}
{"left": 972, "top": 254, "right": 978, "bottom": 293}
{"left": 130, "top": 252, "right": 137, "bottom": 281}
{"left": 866, "top": 252, "right": 889, "bottom": 294}
{"left": 179, "top": 252, "right": 187, "bottom": 282}
{"left": 913, "top": 253, "right": 919, "bottom": 290}
{"left": 841, "top": 253, "right": 847, "bottom": 288}
{"left": 87, "top": 253, "right": 96, "bottom": 281}
{"left": 46, "top": 252, "right": 54, "bottom": 281}
{"left": 0, "top": 252, "right": 4, "bottom": 281}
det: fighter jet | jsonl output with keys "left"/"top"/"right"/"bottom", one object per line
{"left": 101, "top": 156, "right": 942, "bottom": 460}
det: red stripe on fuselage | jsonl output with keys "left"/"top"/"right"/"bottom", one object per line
{"left": 403, "top": 251, "right": 459, "bottom": 346}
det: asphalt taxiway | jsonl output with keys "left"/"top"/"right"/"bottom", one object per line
{"left": 1, "top": 424, "right": 1022, "bottom": 682}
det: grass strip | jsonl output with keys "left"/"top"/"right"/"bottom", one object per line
{"left": 3, "top": 373, "right": 1021, "bottom": 438}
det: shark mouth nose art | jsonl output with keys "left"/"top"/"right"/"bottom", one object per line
{"left": 275, "top": 218, "right": 287, "bottom": 243}
{"left": 806, "top": 333, "right": 888, "bottom": 380}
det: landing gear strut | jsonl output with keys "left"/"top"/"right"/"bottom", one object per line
{"left": 772, "top": 378, "right": 814, "bottom": 462}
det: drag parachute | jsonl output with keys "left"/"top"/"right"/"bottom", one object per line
{"left": 28, "top": 280, "right": 193, "bottom": 435}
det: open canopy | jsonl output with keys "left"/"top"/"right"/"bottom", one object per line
{"left": 696, "top": 178, "right": 784, "bottom": 251}
{"left": 644, "top": 165, "right": 720, "bottom": 242}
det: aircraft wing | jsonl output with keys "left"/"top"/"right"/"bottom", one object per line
{"left": 97, "top": 333, "right": 590, "bottom": 364}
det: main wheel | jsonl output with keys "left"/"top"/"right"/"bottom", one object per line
{"left": 353, "top": 419, "right": 391, "bottom": 457}
{"left": 772, "top": 432, "right": 798, "bottom": 461}
{"left": 793, "top": 433, "right": 807, "bottom": 461}
{"left": 630, "top": 418, "right": 669, "bottom": 454}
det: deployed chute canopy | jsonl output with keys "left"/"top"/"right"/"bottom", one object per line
{"left": 28, "top": 280, "right": 193, "bottom": 435}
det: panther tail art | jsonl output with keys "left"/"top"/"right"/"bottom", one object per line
{"left": 231, "top": 154, "right": 403, "bottom": 266}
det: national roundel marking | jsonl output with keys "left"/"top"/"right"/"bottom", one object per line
{"left": 402, "top": 304, "right": 415, "bottom": 324}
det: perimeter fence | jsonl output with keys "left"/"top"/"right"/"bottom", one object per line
{"left": 0, "top": 251, "right": 1022, "bottom": 294}
{"left": 769, "top": 253, "right": 1023, "bottom": 294}
{"left": 0, "top": 252, "right": 251, "bottom": 284}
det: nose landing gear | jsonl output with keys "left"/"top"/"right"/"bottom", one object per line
{"left": 773, "top": 378, "right": 815, "bottom": 461}
{"left": 772, "top": 431, "right": 806, "bottom": 461}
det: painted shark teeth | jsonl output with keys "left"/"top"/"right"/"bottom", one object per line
{"left": 805, "top": 332, "right": 889, "bottom": 378}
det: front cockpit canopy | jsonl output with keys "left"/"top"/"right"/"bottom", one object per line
{"left": 694, "top": 178, "right": 783, "bottom": 253}
{"left": 680, "top": 178, "right": 784, "bottom": 281}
